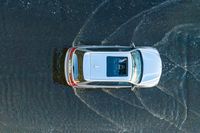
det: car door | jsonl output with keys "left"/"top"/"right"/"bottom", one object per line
{"left": 78, "top": 45, "right": 134, "bottom": 52}
{"left": 78, "top": 81, "right": 132, "bottom": 89}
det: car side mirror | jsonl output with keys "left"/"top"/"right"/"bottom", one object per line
{"left": 131, "top": 85, "right": 137, "bottom": 91}
{"left": 130, "top": 42, "right": 135, "bottom": 48}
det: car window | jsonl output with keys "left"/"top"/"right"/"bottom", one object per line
{"left": 85, "top": 47, "right": 132, "bottom": 51}
{"left": 107, "top": 56, "right": 128, "bottom": 77}
{"left": 73, "top": 50, "right": 86, "bottom": 82}
{"left": 131, "top": 50, "right": 142, "bottom": 83}
{"left": 73, "top": 54, "right": 78, "bottom": 80}
{"left": 87, "top": 82, "right": 131, "bottom": 86}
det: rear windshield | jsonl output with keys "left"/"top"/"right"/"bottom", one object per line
{"left": 73, "top": 50, "right": 86, "bottom": 82}
{"left": 73, "top": 54, "right": 78, "bottom": 80}
{"left": 107, "top": 56, "right": 128, "bottom": 77}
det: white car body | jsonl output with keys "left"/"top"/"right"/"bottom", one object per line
{"left": 64, "top": 45, "right": 162, "bottom": 89}
{"left": 83, "top": 52, "right": 132, "bottom": 81}
{"left": 137, "top": 48, "right": 162, "bottom": 88}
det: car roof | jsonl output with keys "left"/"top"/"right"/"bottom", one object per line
{"left": 83, "top": 51, "right": 132, "bottom": 82}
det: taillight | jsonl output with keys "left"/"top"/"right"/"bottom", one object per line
{"left": 66, "top": 48, "right": 77, "bottom": 87}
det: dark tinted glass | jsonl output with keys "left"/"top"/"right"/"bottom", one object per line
{"left": 87, "top": 82, "right": 131, "bottom": 86}
{"left": 131, "top": 50, "right": 142, "bottom": 83}
{"left": 73, "top": 54, "right": 78, "bottom": 80}
{"left": 73, "top": 50, "right": 86, "bottom": 82}
{"left": 107, "top": 56, "right": 128, "bottom": 77}
{"left": 86, "top": 47, "right": 132, "bottom": 51}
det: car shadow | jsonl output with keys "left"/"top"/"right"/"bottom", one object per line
{"left": 52, "top": 48, "right": 69, "bottom": 87}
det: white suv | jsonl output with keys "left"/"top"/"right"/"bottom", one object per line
{"left": 65, "top": 45, "right": 162, "bottom": 89}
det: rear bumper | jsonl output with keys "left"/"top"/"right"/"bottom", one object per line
{"left": 64, "top": 47, "right": 77, "bottom": 87}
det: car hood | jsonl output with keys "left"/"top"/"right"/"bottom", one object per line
{"left": 139, "top": 48, "right": 162, "bottom": 86}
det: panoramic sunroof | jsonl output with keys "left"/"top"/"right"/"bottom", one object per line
{"left": 107, "top": 56, "right": 128, "bottom": 77}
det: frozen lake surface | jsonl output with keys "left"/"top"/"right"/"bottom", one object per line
{"left": 0, "top": 0, "right": 200, "bottom": 132}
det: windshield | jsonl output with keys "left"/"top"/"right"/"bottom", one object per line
{"left": 131, "top": 50, "right": 143, "bottom": 84}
